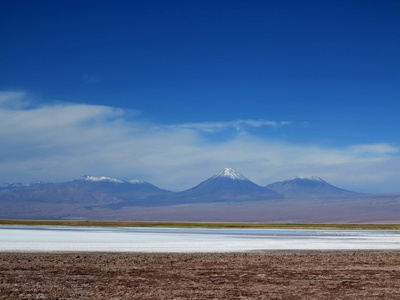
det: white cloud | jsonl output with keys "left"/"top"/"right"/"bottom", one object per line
{"left": 169, "top": 119, "right": 290, "bottom": 132}
{"left": 0, "top": 91, "right": 31, "bottom": 109}
{"left": 350, "top": 144, "right": 398, "bottom": 155}
{"left": 0, "top": 91, "right": 399, "bottom": 193}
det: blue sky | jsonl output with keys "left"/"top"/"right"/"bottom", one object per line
{"left": 0, "top": 0, "right": 399, "bottom": 192}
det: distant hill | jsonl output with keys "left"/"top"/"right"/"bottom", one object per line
{"left": 266, "top": 176, "right": 358, "bottom": 196}
{"left": 63, "top": 175, "right": 170, "bottom": 196}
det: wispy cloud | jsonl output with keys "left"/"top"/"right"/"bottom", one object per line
{"left": 0, "top": 91, "right": 31, "bottom": 109}
{"left": 350, "top": 144, "right": 398, "bottom": 155}
{"left": 0, "top": 91, "right": 399, "bottom": 193}
{"left": 170, "top": 120, "right": 291, "bottom": 132}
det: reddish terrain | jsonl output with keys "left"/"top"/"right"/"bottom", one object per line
{"left": 1, "top": 251, "right": 400, "bottom": 299}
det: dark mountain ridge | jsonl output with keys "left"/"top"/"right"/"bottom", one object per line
{"left": 0, "top": 169, "right": 361, "bottom": 209}
{"left": 0, "top": 170, "right": 361, "bottom": 205}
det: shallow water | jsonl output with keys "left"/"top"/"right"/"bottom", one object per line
{"left": 0, "top": 225, "right": 399, "bottom": 252}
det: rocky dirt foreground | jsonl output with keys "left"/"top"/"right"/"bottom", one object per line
{"left": 1, "top": 251, "right": 400, "bottom": 299}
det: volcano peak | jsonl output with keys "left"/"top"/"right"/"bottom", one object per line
{"left": 213, "top": 168, "right": 248, "bottom": 181}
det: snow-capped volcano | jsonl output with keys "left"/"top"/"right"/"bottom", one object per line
{"left": 200, "top": 168, "right": 260, "bottom": 193}
{"left": 180, "top": 168, "right": 279, "bottom": 200}
{"left": 266, "top": 176, "right": 357, "bottom": 196}
{"left": 212, "top": 168, "right": 248, "bottom": 181}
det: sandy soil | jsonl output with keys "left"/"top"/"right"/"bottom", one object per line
{"left": 1, "top": 251, "right": 400, "bottom": 299}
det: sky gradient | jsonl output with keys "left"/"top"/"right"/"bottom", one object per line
{"left": 1, "top": 0, "right": 399, "bottom": 193}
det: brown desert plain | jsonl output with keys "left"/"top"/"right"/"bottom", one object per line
{"left": 1, "top": 251, "right": 400, "bottom": 299}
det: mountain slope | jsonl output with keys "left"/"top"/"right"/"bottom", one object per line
{"left": 62, "top": 175, "right": 170, "bottom": 195}
{"left": 266, "top": 176, "right": 357, "bottom": 196}
{"left": 178, "top": 168, "right": 280, "bottom": 202}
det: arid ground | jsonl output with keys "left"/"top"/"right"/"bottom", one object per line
{"left": 1, "top": 251, "right": 400, "bottom": 299}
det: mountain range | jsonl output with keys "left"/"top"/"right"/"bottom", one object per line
{"left": 0, "top": 168, "right": 399, "bottom": 223}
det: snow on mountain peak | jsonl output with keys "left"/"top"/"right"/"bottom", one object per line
{"left": 82, "top": 176, "right": 148, "bottom": 185}
{"left": 0, "top": 182, "right": 26, "bottom": 189}
{"left": 292, "top": 176, "right": 325, "bottom": 182}
{"left": 83, "top": 175, "right": 124, "bottom": 183}
{"left": 213, "top": 168, "right": 248, "bottom": 181}
{"left": 127, "top": 179, "right": 147, "bottom": 184}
